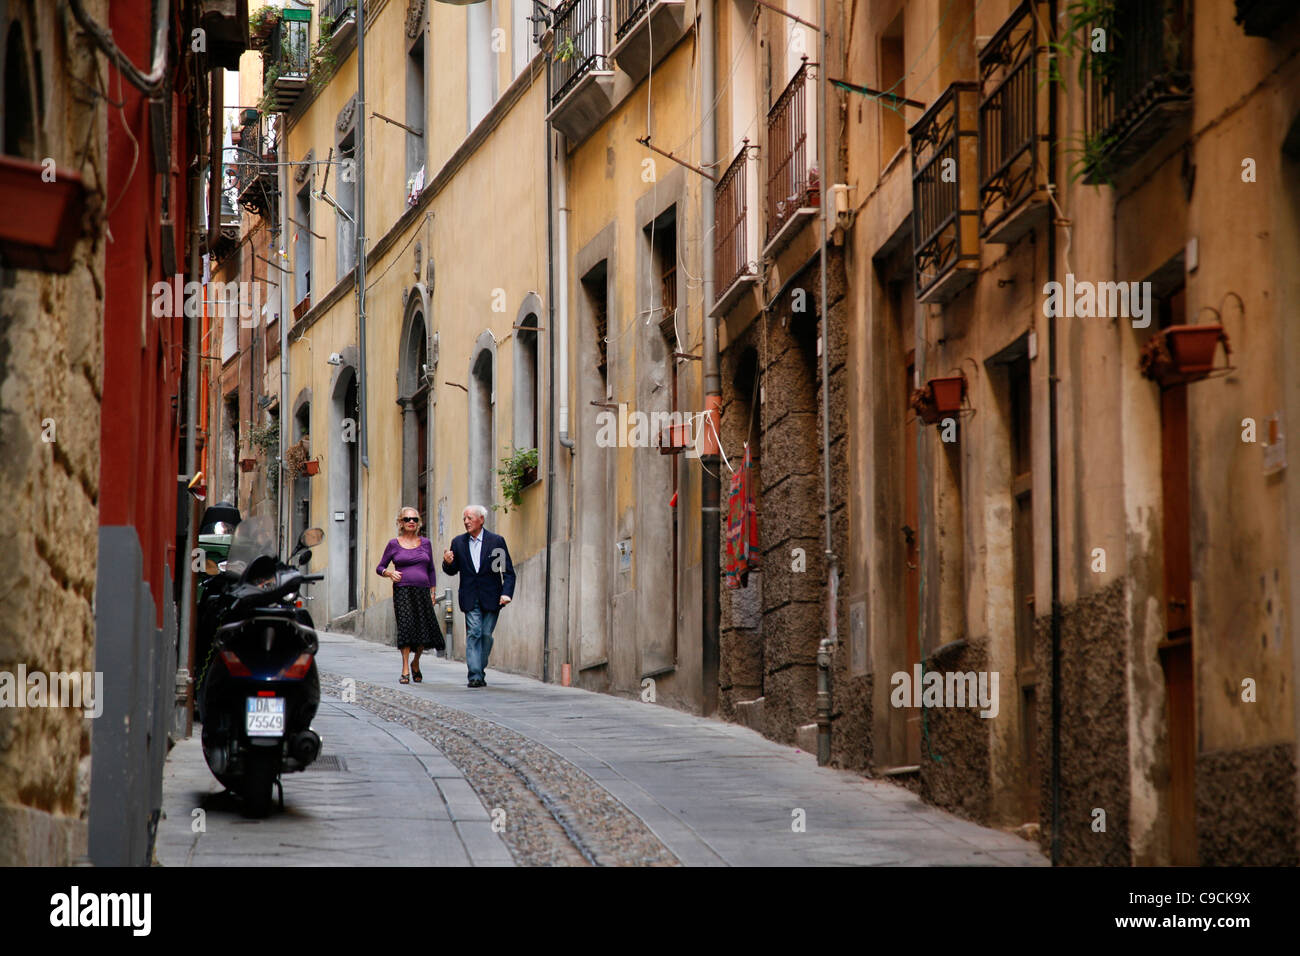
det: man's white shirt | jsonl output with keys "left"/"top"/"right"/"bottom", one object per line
{"left": 469, "top": 533, "right": 482, "bottom": 572}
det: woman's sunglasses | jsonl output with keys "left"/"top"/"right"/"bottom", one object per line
{"left": 401, "top": 516, "right": 419, "bottom": 523}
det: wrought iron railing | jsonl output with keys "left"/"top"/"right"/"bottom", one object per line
{"left": 1087, "top": 0, "right": 1191, "bottom": 175}
{"left": 235, "top": 115, "right": 278, "bottom": 217}
{"left": 321, "top": 0, "right": 357, "bottom": 32}
{"left": 979, "top": 1, "right": 1036, "bottom": 235}
{"left": 766, "top": 59, "right": 815, "bottom": 243}
{"left": 269, "top": 15, "right": 311, "bottom": 80}
{"left": 551, "top": 0, "right": 610, "bottom": 106}
{"left": 615, "top": 0, "right": 648, "bottom": 41}
{"left": 235, "top": 117, "right": 264, "bottom": 197}
{"left": 910, "top": 82, "right": 979, "bottom": 299}
{"left": 715, "top": 142, "right": 751, "bottom": 296}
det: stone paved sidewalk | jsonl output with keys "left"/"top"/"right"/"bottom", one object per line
{"left": 157, "top": 695, "right": 514, "bottom": 866}
{"left": 320, "top": 630, "right": 1048, "bottom": 867}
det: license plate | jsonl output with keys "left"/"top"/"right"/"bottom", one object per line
{"left": 246, "top": 696, "right": 286, "bottom": 737}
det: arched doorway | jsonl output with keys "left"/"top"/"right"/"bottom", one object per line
{"left": 467, "top": 336, "right": 496, "bottom": 511}
{"left": 399, "top": 297, "right": 432, "bottom": 527}
{"left": 328, "top": 361, "right": 361, "bottom": 619}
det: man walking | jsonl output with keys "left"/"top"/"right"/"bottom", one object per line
{"left": 442, "top": 504, "right": 515, "bottom": 687}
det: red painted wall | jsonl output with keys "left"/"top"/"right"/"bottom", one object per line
{"left": 100, "top": 0, "right": 191, "bottom": 628}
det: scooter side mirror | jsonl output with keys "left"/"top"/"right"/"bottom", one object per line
{"left": 297, "top": 550, "right": 312, "bottom": 567}
{"left": 298, "top": 527, "right": 324, "bottom": 549}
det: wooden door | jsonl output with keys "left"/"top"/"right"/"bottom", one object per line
{"left": 1159, "top": 285, "right": 1196, "bottom": 864}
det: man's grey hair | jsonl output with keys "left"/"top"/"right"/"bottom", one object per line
{"left": 465, "top": 504, "right": 488, "bottom": 520}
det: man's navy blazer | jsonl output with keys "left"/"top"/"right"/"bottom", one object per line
{"left": 441, "top": 528, "right": 516, "bottom": 613}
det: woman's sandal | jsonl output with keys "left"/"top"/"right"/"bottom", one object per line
{"left": 412, "top": 665, "right": 423, "bottom": 683}
{"left": 400, "top": 672, "right": 410, "bottom": 684}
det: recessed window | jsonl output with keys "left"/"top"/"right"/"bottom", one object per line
{"left": 879, "top": 11, "right": 906, "bottom": 167}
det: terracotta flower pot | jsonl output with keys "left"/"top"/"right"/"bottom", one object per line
{"left": 0, "top": 156, "right": 88, "bottom": 273}
{"left": 304, "top": 459, "right": 320, "bottom": 476}
{"left": 1164, "top": 324, "right": 1224, "bottom": 375}
{"left": 928, "top": 375, "right": 966, "bottom": 414}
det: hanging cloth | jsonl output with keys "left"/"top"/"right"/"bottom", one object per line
{"left": 725, "top": 442, "right": 760, "bottom": 589}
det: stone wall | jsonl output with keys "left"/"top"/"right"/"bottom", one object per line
{"left": 0, "top": 0, "right": 107, "bottom": 865}
{"left": 1034, "top": 580, "right": 1132, "bottom": 865}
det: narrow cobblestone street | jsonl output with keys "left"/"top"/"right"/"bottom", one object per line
{"left": 159, "top": 631, "right": 1047, "bottom": 866}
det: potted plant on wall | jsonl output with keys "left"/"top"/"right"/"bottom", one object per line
{"left": 285, "top": 435, "right": 311, "bottom": 478}
{"left": 909, "top": 374, "right": 967, "bottom": 425}
{"left": 494, "top": 447, "right": 540, "bottom": 513}
{"left": 1140, "top": 323, "right": 1232, "bottom": 386}
{"left": 0, "top": 157, "right": 88, "bottom": 273}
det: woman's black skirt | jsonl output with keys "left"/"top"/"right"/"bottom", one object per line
{"left": 392, "top": 586, "right": 445, "bottom": 651}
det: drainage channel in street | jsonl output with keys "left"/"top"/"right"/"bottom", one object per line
{"left": 319, "top": 673, "right": 680, "bottom": 867}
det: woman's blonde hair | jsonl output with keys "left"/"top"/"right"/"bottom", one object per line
{"left": 395, "top": 506, "right": 422, "bottom": 533}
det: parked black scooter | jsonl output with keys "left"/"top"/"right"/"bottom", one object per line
{"left": 195, "top": 513, "right": 325, "bottom": 816}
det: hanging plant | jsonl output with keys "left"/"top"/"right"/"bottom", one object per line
{"left": 309, "top": 21, "right": 339, "bottom": 92}
{"left": 1043, "top": 0, "right": 1118, "bottom": 91}
{"left": 258, "top": 65, "right": 282, "bottom": 114}
{"left": 248, "top": 419, "right": 280, "bottom": 457}
{"left": 1064, "top": 128, "right": 1119, "bottom": 185}
{"left": 249, "top": 5, "right": 282, "bottom": 47}
{"left": 285, "top": 435, "right": 311, "bottom": 479}
{"left": 554, "top": 36, "right": 577, "bottom": 63}
{"left": 494, "top": 447, "right": 540, "bottom": 513}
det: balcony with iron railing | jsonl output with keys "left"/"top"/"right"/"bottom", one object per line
{"left": 321, "top": 0, "right": 359, "bottom": 46}
{"left": 978, "top": 0, "right": 1048, "bottom": 243}
{"left": 910, "top": 82, "right": 980, "bottom": 303}
{"left": 321, "top": 0, "right": 357, "bottom": 30}
{"left": 611, "top": 0, "right": 688, "bottom": 84}
{"left": 711, "top": 141, "right": 762, "bottom": 317}
{"left": 263, "top": 9, "right": 311, "bottom": 113}
{"left": 1084, "top": 0, "right": 1191, "bottom": 184}
{"left": 764, "top": 59, "right": 819, "bottom": 257}
{"left": 235, "top": 113, "right": 279, "bottom": 220}
{"left": 546, "top": 0, "right": 617, "bottom": 143}
{"left": 543, "top": 0, "right": 613, "bottom": 143}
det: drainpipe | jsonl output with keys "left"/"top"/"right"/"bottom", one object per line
{"left": 557, "top": 128, "right": 574, "bottom": 458}
{"left": 179, "top": 68, "right": 206, "bottom": 737}
{"left": 554, "top": 116, "right": 575, "bottom": 683}
{"left": 357, "top": 0, "right": 372, "bottom": 621}
{"left": 699, "top": 0, "right": 720, "bottom": 715}
{"left": 207, "top": 69, "right": 223, "bottom": 251}
{"left": 1047, "top": 0, "right": 1063, "bottom": 866}
{"left": 811, "top": 0, "right": 842, "bottom": 770}
{"left": 542, "top": 57, "right": 565, "bottom": 686}
{"left": 815, "top": 0, "right": 837, "bottom": 767}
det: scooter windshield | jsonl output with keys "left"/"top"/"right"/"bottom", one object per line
{"left": 224, "top": 515, "right": 279, "bottom": 575}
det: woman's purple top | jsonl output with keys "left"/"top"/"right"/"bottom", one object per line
{"left": 376, "top": 537, "right": 437, "bottom": 589}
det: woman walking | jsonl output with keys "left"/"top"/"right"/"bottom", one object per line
{"left": 376, "top": 506, "right": 444, "bottom": 683}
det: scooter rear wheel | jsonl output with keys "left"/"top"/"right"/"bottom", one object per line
{"left": 239, "top": 748, "right": 280, "bottom": 818}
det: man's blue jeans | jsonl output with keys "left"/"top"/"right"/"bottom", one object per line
{"left": 465, "top": 606, "right": 499, "bottom": 683}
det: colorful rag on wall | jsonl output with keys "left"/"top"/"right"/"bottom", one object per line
{"left": 725, "top": 443, "right": 760, "bottom": 589}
